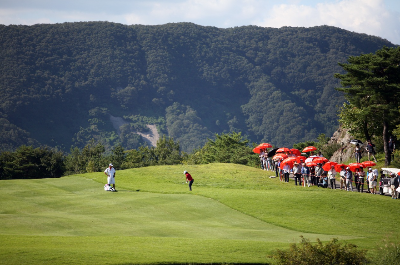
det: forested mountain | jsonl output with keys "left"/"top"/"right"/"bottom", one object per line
{"left": 0, "top": 22, "right": 396, "bottom": 153}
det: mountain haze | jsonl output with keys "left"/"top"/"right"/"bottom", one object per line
{"left": 0, "top": 22, "right": 395, "bottom": 152}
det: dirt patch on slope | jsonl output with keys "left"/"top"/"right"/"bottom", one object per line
{"left": 136, "top": 124, "right": 160, "bottom": 147}
{"left": 109, "top": 115, "right": 159, "bottom": 147}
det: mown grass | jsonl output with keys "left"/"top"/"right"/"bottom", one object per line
{"left": 0, "top": 163, "right": 399, "bottom": 264}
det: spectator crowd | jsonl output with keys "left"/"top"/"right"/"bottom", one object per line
{"left": 254, "top": 144, "right": 400, "bottom": 199}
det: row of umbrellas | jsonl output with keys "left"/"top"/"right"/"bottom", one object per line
{"left": 254, "top": 143, "right": 376, "bottom": 172}
{"left": 278, "top": 155, "right": 376, "bottom": 172}
{"left": 253, "top": 144, "right": 318, "bottom": 157}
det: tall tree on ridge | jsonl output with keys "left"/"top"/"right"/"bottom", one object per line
{"left": 335, "top": 46, "right": 400, "bottom": 165}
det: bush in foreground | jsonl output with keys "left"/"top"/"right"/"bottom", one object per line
{"left": 271, "top": 236, "right": 369, "bottom": 265}
{"left": 374, "top": 236, "right": 400, "bottom": 265}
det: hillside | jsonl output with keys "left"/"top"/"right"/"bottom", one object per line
{"left": 0, "top": 22, "right": 396, "bottom": 152}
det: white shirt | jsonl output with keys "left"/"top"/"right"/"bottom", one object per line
{"left": 282, "top": 164, "right": 291, "bottom": 173}
{"left": 328, "top": 169, "right": 336, "bottom": 179}
{"left": 104, "top": 167, "right": 116, "bottom": 177}
{"left": 368, "top": 171, "right": 375, "bottom": 182}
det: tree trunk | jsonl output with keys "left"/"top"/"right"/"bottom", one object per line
{"left": 363, "top": 120, "right": 371, "bottom": 141}
{"left": 383, "top": 120, "right": 391, "bottom": 166}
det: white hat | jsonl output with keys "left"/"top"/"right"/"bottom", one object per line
{"left": 184, "top": 170, "right": 188, "bottom": 174}
{"left": 368, "top": 168, "right": 372, "bottom": 170}
{"left": 109, "top": 163, "right": 113, "bottom": 167}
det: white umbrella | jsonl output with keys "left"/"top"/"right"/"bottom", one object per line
{"left": 305, "top": 155, "right": 318, "bottom": 163}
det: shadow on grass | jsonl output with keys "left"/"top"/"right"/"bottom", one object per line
{"left": 119, "top": 263, "right": 270, "bottom": 265}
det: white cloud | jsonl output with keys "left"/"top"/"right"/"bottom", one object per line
{"left": 259, "top": 0, "right": 400, "bottom": 44}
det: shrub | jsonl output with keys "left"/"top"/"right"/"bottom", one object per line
{"left": 271, "top": 236, "right": 369, "bottom": 265}
{"left": 374, "top": 236, "right": 400, "bottom": 265}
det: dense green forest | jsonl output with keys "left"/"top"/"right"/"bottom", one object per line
{"left": 0, "top": 22, "right": 396, "bottom": 153}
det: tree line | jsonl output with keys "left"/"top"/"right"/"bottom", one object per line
{"left": 0, "top": 132, "right": 260, "bottom": 180}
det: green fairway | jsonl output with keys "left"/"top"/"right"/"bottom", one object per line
{"left": 1, "top": 163, "right": 399, "bottom": 264}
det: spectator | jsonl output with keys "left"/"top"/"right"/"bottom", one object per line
{"left": 355, "top": 144, "right": 362, "bottom": 163}
{"left": 267, "top": 156, "right": 273, "bottom": 171}
{"left": 327, "top": 165, "right": 336, "bottom": 189}
{"left": 340, "top": 167, "right": 346, "bottom": 190}
{"left": 315, "top": 163, "right": 323, "bottom": 186}
{"left": 259, "top": 150, "right": 265, "bottom": 169}
{"left": 367, "top": 168, "right": 377, "bottom": 194}
{"left": 318, "top": 173, "right": 328, "bottom": 188}
{"left": 282, "top": 162, "right": 291, "bottom": 183}
{"left": 301, "top": 163, "right": 310, "bottom": 187}
{"left": 275, "top": 159, "right": 280, "bottom": 179}
{"left": 357, "top": 168, "right": 365, "bottom": 193}
{"left": 345, "top": 167, "right": 353, "bottom": 191}
{"left": 310, "top": 165, "right": 316, "bottom": 186}
{"left": 390, "top": 173, "right": 399, "bottom": 199}
{"left": 293, "top": 162, "right": 302, "bottom": 186}
{"left": 354, "top": 168, "right": 360, "bottom": 191}
{"left": 366, "top": 140, "right": 377, "bottom": 162}
{"left": 263, "top": 152, "right": 268, "bottom": 171}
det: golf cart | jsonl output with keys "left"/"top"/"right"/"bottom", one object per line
{"left": 380, "top": 168, "right": 400, "bottom": 197}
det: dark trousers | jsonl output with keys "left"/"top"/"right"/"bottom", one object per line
{"left": 295, "top": 174, "right": 302, "bottom": 185}
{"left": 357, "top": 178, "right": 364, "bottom": 192}
{"left": 284, "top": 173, "right": 289, "bottom": 182}
{"left": 189, "top": 179, "right": 194, "bottom": 191}
{"left": 315, "top": 177, "right": 320, "bottom": 186}
{"left": 330, "top": 179, "right": 336, "bottom": 189}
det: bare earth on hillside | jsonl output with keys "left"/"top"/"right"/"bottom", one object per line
{"left": 109, "top": 115, "right": 159, "bottom": 147}
{"left": 136, "top": 124, "right": 159, "bottom": 147}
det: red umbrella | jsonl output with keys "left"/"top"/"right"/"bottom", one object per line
{"left": 253, "top": 147, "right": 261, "bottom": 154}
{"left": 322, "top": 161, "right": 338, "bottom": 171}
{"left": 259, "top": 143, "right": 273, "bottom": 149}
{"left": 334, "top": 163, "right": 347, "bottom": 172}
{"left": 348, "top": 163, "right": 364, "bottom": 172}
{"left": 296, "top": 156, "right": 307, "bottom": 164}
{"left": 290, "top": 149, "right": 302, "bottom": 156}
{"left": 361, "top": 161, "right": 376, "bottom": 167}
{"left": 302, "top": 146, "right": 317, "bottom": 153}
{"left": 253, "top": 143, "right": 272, "bottom": 154}
{"left": 313, "top": 157, "right": 329, "bottom": 164}
{"left": 280, "top": 157, "right": 296, "bottom": 169}
{"left": 273, "top": 154, "right": 288, "bottom": 161}
{"left": 276, "top": 147, "right": 290, "bottom": 153}
{"left": 285, "top": 157, "right": 298, "bottom": 162}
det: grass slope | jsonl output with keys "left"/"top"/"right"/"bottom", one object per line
{"left": 0, "top": 163, "right": 399, "bottom": 264}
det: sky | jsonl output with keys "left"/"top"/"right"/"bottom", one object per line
{"left": 1, "top": 0, "right": 399, "bottom": 44}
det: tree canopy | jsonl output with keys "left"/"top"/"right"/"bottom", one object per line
{"left": 335, "top": 46, "right": 400, "bottom": 165}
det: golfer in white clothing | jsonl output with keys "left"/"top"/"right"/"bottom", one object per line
{"left": 104, "top": 163, "right": 116, "bottom": 191}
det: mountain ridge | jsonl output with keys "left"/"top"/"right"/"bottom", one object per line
{"left": 0, "top": 22, "right": 396, "bottom": 152}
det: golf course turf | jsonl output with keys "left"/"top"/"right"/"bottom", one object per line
{"left": 0, "top": 163, "right": 399, "bottom": 264}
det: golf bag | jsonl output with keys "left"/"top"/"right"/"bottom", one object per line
{"left": 104, "top": 184, "right": 116, "bottom": 192}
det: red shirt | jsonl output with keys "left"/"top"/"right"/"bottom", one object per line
{"left": 185, "top": 173, "right": 193, "bottom": 181}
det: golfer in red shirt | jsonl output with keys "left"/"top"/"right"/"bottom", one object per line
{"left": 184, "top": 170, "right": 194, "bottom": 191}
